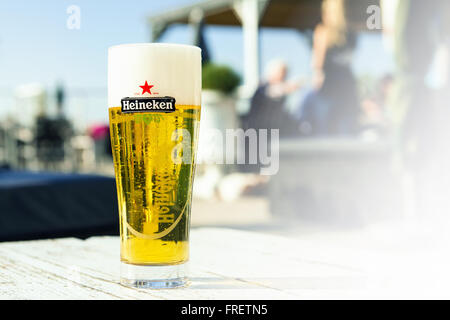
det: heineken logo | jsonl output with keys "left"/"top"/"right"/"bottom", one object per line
{"left": 121, "top": 96, "right": 176, "bottom": 113}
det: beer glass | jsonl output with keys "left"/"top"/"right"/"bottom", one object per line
{"left": 108, "top": 43, "right": 201, "bottom": 288}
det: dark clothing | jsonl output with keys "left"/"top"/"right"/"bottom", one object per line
{"left": 320, "top": 32, "right": 359, "bottom": 134}
{"left": 239, "top": 83, "right": 298, "bottom": 174}
{"left": 299, "top": 32, "right": 360, "bottom": 136}
{"left": 35, "top": 116, "right": 72, "bottom": 163}
{"left": 297, "top": 91, "right": 331, "bottom": 136}
{"left": 242, "top": 83, "right": 298, "bottom": 137}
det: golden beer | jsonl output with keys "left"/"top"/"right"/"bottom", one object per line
{"left": 108, "top": 43, "right": 201, "bottom": 288}
{"left": 109, "top": 106, "right": 200, "bottom": 265}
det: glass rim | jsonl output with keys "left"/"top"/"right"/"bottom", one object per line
{"left": 108, "top": 42, "right": 201, "bottom": 52}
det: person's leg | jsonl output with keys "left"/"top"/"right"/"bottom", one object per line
{"left": 298, "top": 90, "right": 330, "bottom": 136}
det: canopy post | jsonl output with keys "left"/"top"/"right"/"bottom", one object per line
{"left": 234, "top": 0, "right": 262, "bottom": 96}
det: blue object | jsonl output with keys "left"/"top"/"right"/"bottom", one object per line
{"left": 0, "top": 170, "right": 119, "bottom": 241}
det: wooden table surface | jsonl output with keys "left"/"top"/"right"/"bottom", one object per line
{"left": 1, "top": 226, "right": 449, "bottom": 299}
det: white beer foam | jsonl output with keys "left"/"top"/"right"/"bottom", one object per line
{"left": 108, "top": 43, "right": 201, "bottom": 107}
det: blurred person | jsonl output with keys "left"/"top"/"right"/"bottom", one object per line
{"left": 391, "top": 0, "right": 450, "bottom": 150}
{"left": 360, "top": 74, "right": 394, "bottom": 138}
{"left": 238, "top": 59, "right": 301, "bottom": 177}
{"left": 35, "top": 92, "right": 55, "bottom": 169}
{"left": 298, "top": 0, "right": 360, "bottom": 136}
{"left": 241, "top": 59, "right": 301, "bottom": 137}
{"left": 389, "top": 0, "right": 450, "bottom": 218}
{"left": 35, "top": 84, "right": 73, "bottom": 170}
{"left": 88, "top": 124, "right": 112, "bottom": 164}
{"left": 54, "top": 82, "right": 73, "bottom": 150}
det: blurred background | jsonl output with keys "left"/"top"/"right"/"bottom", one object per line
{"left": 1, "top": 0, "right": 450, "bottom": 295}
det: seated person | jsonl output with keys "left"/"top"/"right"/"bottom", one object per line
{"left": 241, "top": 59, "right": 302, "bottom": 138}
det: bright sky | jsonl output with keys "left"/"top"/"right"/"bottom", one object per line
{"left": 0, "top": 0, "right": 394, "bottom": 126}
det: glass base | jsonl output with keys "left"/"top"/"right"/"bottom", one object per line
{"left": 120, "top": 262, "right": 189, "bottom": 289}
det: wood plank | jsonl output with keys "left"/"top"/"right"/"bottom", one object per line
{"left": 1, "top": 228, "right": 360, "bottom": 299}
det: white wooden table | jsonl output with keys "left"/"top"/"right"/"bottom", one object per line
{"left": 1, "top": 226, "right": 449, "bottom": 299}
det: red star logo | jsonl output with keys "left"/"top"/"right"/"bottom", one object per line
{"left": 139, "top": 81, "right": 154, "bottom": 95}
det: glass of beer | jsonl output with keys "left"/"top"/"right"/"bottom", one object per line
{"left": 108, "top": 43, "right": 201, "bottom": 288}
